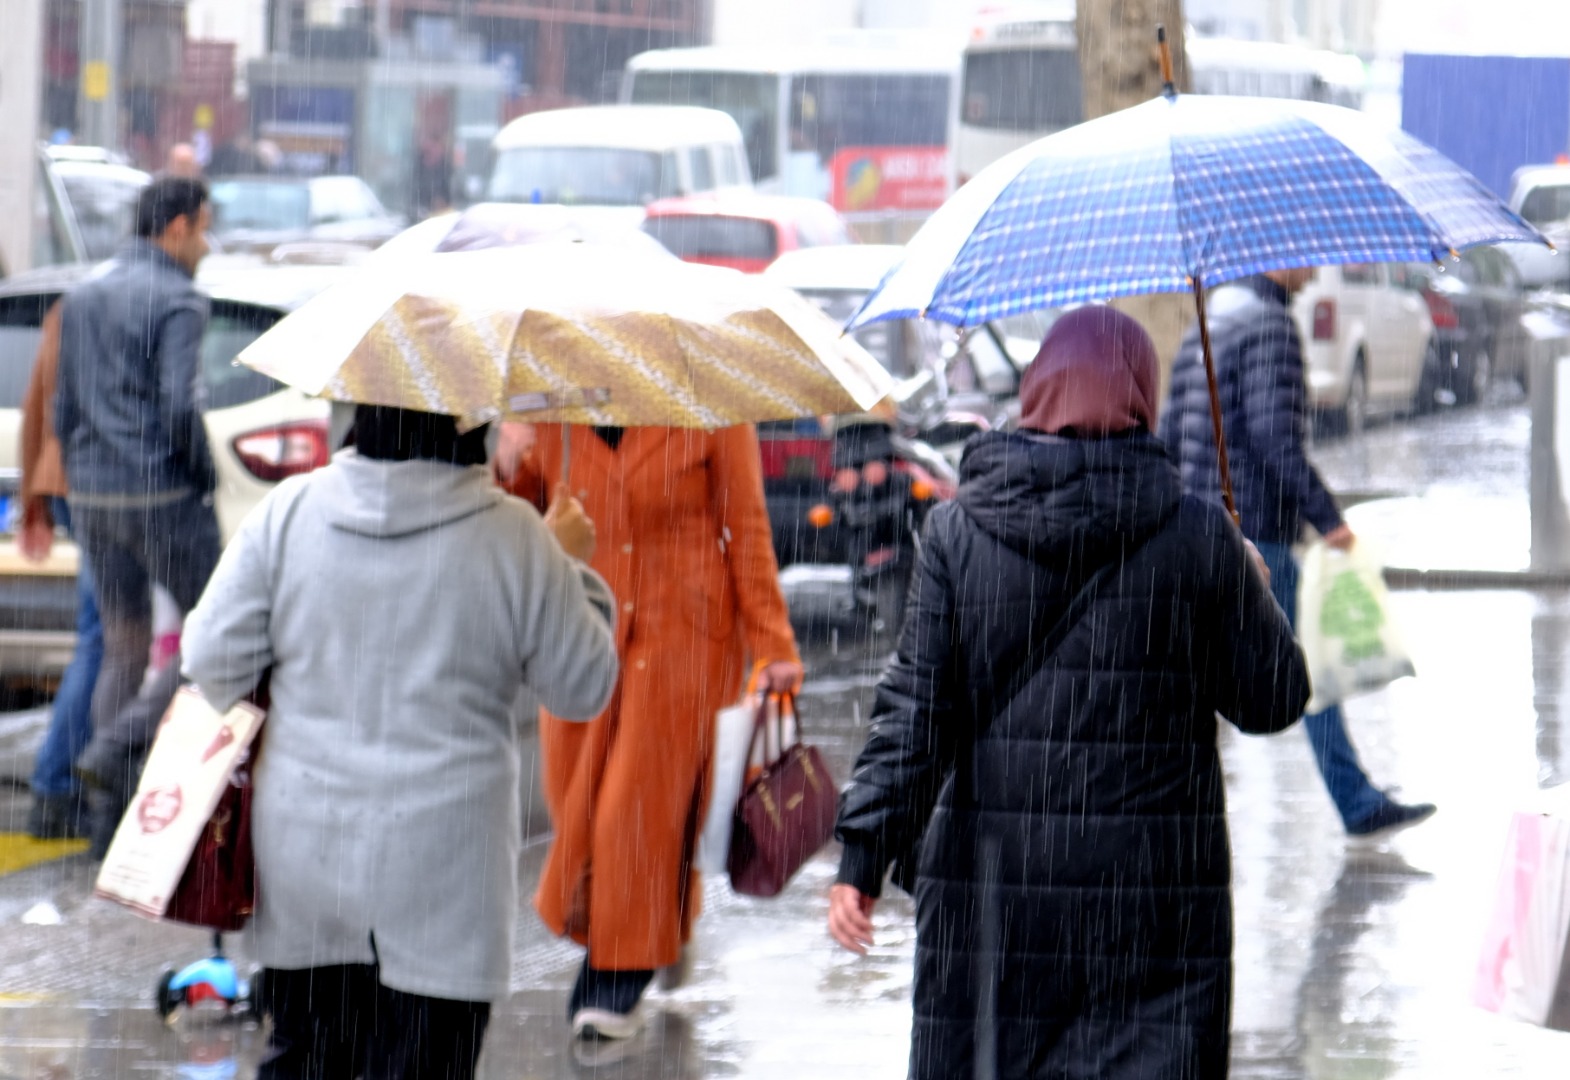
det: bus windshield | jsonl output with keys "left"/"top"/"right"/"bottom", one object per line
{"left": 961, "top": 48, "right": 1082, "bottom": 132}
{"left": 786, "top": 73, "right": 952, "bottom": 209}
{"left": 627, "top": 71, "right": 782, "bottom": 183}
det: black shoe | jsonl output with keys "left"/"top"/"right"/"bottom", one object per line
{"left": 1347, "top": 801, "right": 1437, "bottom": 839}
{"left": 26, "top": 794, "right": 86, "bottom": 840}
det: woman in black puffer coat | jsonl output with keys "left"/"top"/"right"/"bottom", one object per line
{"left": 828, "top": 306, "right": 1309, "bottom": 1080}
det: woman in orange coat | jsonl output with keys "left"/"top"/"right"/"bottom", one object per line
{"left": 498, "top": 421, "right": 803, "bottom": 1040}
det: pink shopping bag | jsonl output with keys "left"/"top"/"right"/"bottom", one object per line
{"left": 1473, "top": 811, "right": 1570, "bottom": 1029}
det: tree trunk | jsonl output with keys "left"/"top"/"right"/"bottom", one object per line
{"left": 1075, "top": 0, "right": 1193, "bottom": 393}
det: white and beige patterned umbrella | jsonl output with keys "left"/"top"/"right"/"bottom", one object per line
{"left": 238, "top": 244, "right": 892, "bottom": 431}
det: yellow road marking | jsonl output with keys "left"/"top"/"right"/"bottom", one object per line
{"left": 0, "top": 833, "right": 89, "bottom": 876}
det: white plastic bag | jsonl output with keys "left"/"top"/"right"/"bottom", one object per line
{"left": 696, "top": 696, "right": 762, "bottom": 874}
{"left": 1297, "top": 540, "right": 1415, "bottom": 713}
{"left": 695, "top": 693, "right": 797, "bottom": 874}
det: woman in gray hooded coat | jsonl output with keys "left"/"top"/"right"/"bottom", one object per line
{"left": 182, "top": 405, "right": 619, "bottom": 1079}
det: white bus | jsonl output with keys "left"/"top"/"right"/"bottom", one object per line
{"left": 622, "top": 37, "right": 960, "bottom": 238}
{"left": 956, "top": 6, "right": 1367, "bottom": 185}
{"left": 955, "top": 2, "right": 1080, "bottom": 187}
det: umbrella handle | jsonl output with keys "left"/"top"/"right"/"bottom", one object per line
{"left": 1158, "top": 25, "right": 1176, "bottom": 97}
{"left": 560, "top": 425, "right": 571, "bottom": 491}
{"left": 1192, "top": 281, "right": 1241, "bottom": 528}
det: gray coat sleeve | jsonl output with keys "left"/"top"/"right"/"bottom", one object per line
{"left": 517, "top": 513, "right": 619, "bottom": 722}
{"left": 181, "top": 508, "right": 275, "bottom": 712}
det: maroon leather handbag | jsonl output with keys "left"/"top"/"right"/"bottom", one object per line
{"left": 162, "top": 680, "right": 268, "bottom": 932}
{"left": 727, "top": 694, "right": 837, "bottom": 898}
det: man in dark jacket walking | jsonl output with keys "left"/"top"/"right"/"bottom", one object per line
{"left": 830, "top": 307, "right": 1309, "bottom": 1079}
{"left": 55, "top": 177, "right": 220, "bottom": 854}
{"left": 1159, "top": 269, "right": 1435, "bottom": 839}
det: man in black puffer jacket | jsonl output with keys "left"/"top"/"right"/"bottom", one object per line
{"left": 829, "top": 307, "right": 1308, "bottom": 1079}
{"left": 1159, "top": 270, "right": 1435, "bottom": 839}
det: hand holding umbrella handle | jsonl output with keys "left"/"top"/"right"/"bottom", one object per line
{"left": 545, "top": 487, "right": 597, "bottom": 563}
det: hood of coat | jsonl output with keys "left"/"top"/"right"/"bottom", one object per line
{"left": 318, "top": 449, "right": 504, "bottom": 538}
{"left": 956, "top": 430, "right": 1182, "bottom": 564}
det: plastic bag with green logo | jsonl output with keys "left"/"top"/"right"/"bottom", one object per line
{"left": 1298, "top": 540, "right": 1416, "bottom": 713}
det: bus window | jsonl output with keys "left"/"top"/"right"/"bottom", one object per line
{"left": 961, "top": 49, "right": 1082, "bottom": 132}
{"left": 789, "top": 74, "right": 951, "bottom": 153}
{"left": 627, "top": 71, "right": 781, "bottom": 183}
{"left": 786, "top": 74, "right": 953, "bottom": 209}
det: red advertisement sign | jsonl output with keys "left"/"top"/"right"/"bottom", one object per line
{"left": 830, "top": 146, "right": 952, "bottom": 213}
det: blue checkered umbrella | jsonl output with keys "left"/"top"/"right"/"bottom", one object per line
{"left": 851, "top": 94, "right": 1546, "bottom": 330}
{"left": 849, "top": 88, "right": 1548, "bottom": 519}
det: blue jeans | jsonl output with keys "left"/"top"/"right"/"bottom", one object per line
{"left": 1256, "top": 541, "right": 1388, "bottom": 830}
{"left": 30, "top": 500, "right": 104, "bottom": 799}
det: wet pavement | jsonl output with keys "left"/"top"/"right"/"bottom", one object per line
{"left": 0, "top": 397, "right": 1566, "bottom": 1076}
{"left": 1312, "top": 385, "right": 1534, "bottom": 573}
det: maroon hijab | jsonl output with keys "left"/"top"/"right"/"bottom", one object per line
{"left": 1017, "top": 306, "right": 1159, "bottom": 437}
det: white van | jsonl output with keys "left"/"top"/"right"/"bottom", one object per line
{"left": 486, "top": 105, "right": 751, "bottom": 218}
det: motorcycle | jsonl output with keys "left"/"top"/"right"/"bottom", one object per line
{"left": 819, "top": 418, "right": 958, "bottom": 638}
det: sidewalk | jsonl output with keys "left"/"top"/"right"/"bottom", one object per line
{"left": 0, "top": 582, "right": 1568, "bottom": 1077}
{"left": 1312, "top": 393, "right": 1562, "bottom": 585}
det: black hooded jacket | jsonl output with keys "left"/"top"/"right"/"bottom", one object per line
{"left": 834, "top": 429, "right": 1307, "bottom": 1079}
{"left": 1158, "top": 274, "right": 1343, "bottom": 545}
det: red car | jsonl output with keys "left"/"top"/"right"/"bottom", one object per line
{"left": 641, "top": 193, "right": 852, "bottom": 274}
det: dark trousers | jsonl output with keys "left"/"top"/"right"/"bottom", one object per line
{"left": 71, "top": 492, "right": 221, "bottom": 756}
{"left": 258, "top": 965, "right": 491, "bottom": 1080}
{"left": 70, "top": 493, "right": 221, "bottom": 851}
{"left": 568, "top": 960, "right": 654, "bottom": 1018}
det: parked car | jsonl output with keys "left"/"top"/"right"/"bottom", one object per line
{"left": 208, "top": 175, "right": 404, "bottom": 255}
{"left": 486, "top": 106, "right": 752, "bottom": 223}
{"left": 1294, "top": 262, "right": 1434, "bottom": 433}
{"left": 641, "top": 193, "right": 851, "bottom": 273}
{"left": 1501, "top": 164, "right": 1570, "bottom": 291}
{"left": 22, "top": 146, "right": 149, "bottom": 275}
{"left": 761, "top": 244, "right": 1027, "bottom": 564}
{"left": 1394, "top": 246, "right": 1532, "bottom": 404}
{"left": 0, "top": 260, "right": 346, "bottom": 687}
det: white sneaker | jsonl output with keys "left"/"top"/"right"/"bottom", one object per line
{"left": 572, "top": 1006, "right": 645, "bottom": 1041}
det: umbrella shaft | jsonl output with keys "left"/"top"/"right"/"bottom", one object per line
{"left": 1192, "top": 281, "right": 1241, "bottom": 528}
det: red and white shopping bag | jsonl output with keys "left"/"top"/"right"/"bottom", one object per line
{"left": 95, "top": 687, "right": 265, "bottom": 920}
{"left": 1473, "top": 809, "right": 1570, "bottom": 1029}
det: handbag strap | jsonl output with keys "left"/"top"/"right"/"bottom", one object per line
{"left": 746, "top": 690, "right": 800, "bottom": 767}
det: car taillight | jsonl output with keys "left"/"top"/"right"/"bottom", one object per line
{"left": 1424, "top": 289, "right": 1460, "bottom": 330}
{"left": 232, "top": 420, "right": 331, "bottom": 482}
{"left": 758, "top": 438, "right": 834, "bottom": 481}
{"left": 1311, "top": 299, "right": 1336, "bottom": 341}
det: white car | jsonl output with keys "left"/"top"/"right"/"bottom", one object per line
{"left": 1501, "top": 164, "right": 1570, "bottom": 290}
{"left": 0, "top": 258, "right": 346, "bottom": 686}
{"left": 485, "top": 105, "right": 753, "bottom": 224}
{"left": 1293, "top": 263, "right": 1435, "bottom": 433}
